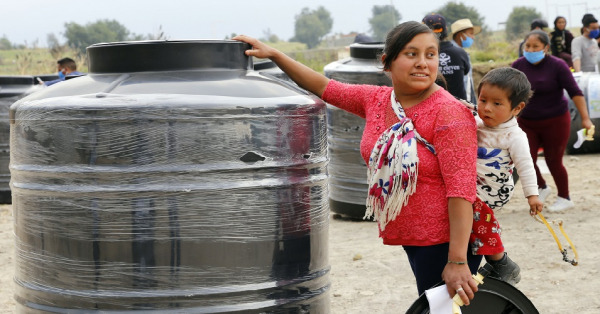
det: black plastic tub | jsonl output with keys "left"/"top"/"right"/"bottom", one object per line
{"left": 406, "top": 269, "right": 539, "bottom": 314}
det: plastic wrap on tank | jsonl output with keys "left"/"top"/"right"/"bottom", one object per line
{"left": 323, "top": 43, "right": 390, "bottom": 219}
{"left": 567, "top": 72, "right": 600, "bottom": 154}
{"left": 10, "top": 40, "right": 330, "bottom": 313}
{"left": 0, "top": 76, "right": 43, "bottom": 204}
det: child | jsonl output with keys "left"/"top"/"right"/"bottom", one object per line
{"left": 469, "top": 67, "right": 544, "bottom": 285}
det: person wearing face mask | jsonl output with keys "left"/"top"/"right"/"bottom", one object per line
{"left": 571, "top": 13, "right": 600, "bottom": 72}
{"left": 41, "top": 57, "right": 84, "bottom": 86}
{"left": 422, "top": 13, "right": 470, "bottom": 100}
{"left": 512, "top": 30, "right": 594, "bottom": 212}
{"left": 451, "top": 18, "right": 481, "bottom": 103}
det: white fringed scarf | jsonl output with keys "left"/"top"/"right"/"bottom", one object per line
{"left": 364, "top": 91, "right": 436, "bottom": 231}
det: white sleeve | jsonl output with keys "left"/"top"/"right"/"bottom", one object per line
{"left": 509, "top": 131, "right": 538, "bottom": 197}
{"left": 571, "top": 37, "right": 582, "bottom": 62}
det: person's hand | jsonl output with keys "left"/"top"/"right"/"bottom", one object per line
{"left": 442, "top": 262, "right": 478, "bottom": 306}
{"left": 457, "top": 98, "right": 477, "bottom": 114}
{"left": 527, "top": 195, "right": 543, "bottom": 216}
{"left": 232, "top": 35, "right": 277, "bottom": 59}
{"left": 581, "top": 119, "right": 594, "bottom": 133}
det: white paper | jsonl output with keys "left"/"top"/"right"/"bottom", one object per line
{"left": 425, "top": 284, "right": 460, "bottom": 314}
{"left": 573, "top": 129, "right": 586, "bottom": 149}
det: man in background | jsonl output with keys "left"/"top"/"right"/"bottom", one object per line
{"left": 42, "top": 57, "right": 84, "bottom": 86}
{"left": 451, "top": 18, "right": 481, "bottom": 103}
{"left": 572, "top": 13, "right": 600, "bottom": 72}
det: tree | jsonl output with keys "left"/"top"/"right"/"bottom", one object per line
{"left": 369, "top": 5, "right": 401, "bottom": 41}
{"left": 0, "top": 35, "right": 12, "bottom": 50}
{"left": 47, "top": 33, "right": 67, "bottom": 59}
{"left": 64, "top": 19, "right": 132, "bottom": 54}
{"left": 47, "top": 33, "right": 61, "bottom": 49}
{"left": 291, "top": 7, "right": 333, "bottom": 49}
{"left": 432, "top": 2, "right": 485, "bottom": 29}
{"left": 505, "top": 7, "right": 542, "bottom": 41}
{"left": 431, "top": 2, "right": 487, "bottom": 48}
{"left": 261, "top": 28, "right": 280, "bottom": 43}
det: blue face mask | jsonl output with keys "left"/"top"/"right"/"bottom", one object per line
{"left": 589, "top": 29, "right": 600, "bottom": 39}
{"left": 461, "top": 36, "right": 474, "bottom": 48}
{"left": 523, "top": 50, "right": 546, "bottom": 64}
{"left": 57, "top": 70, "right": 65, "bottom": 80}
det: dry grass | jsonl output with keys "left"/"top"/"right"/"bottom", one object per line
{"left": 0, "top": 47, "right": 86, "bottom": 75}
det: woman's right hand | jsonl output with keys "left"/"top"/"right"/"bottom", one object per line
{"left": 442, "top": 263, "right": 478, "bottom": 306}
{"left": 232, "top": 35, "right": 277, "bottom": 59}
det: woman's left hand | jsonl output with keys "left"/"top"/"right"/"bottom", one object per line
{"left": 442, "top": 263, "right": 478, "bottom": 306}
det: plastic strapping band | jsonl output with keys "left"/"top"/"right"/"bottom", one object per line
{"left": 534, "top": 212, "right": 579, "bottom": 266}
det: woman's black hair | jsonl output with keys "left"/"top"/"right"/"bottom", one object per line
{"left": 382, "top": 21, "right": 436, "bottom": 71}
{"left": 524, "top": 29, "right": 550, "bottom": 47}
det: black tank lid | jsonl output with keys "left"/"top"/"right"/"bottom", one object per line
{"left": 349, "top": 42, "right": 384, "bottom": 60}
{"left": 0, "top": 76, "right": 34, "bottom": 85}
{"left": 87, "top": 40, "right": 252, "bottom": 73}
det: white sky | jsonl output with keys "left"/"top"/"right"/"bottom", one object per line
{"left": 2, "top": 0, "right": 600, "bottom": 47}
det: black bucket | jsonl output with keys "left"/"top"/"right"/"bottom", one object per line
{"left": 406, "top": 272, "right": 539, "bottom": 313}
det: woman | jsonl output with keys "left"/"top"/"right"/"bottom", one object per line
{"left": 512, "top": 30, "right": 594, "bottom": 211}
{"left": 550, "top": 16, "right": 574, "bottom": 67}
{"left": 234, "top": 21, "right": 481, "bottom": 304}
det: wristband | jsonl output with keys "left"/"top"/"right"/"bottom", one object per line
{"left": 447, "top": 260, "right": 467, "bottom": 265}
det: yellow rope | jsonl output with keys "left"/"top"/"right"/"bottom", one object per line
{"left": 534, "top": 212, "right": 579, "bottom": 266}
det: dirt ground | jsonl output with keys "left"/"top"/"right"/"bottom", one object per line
{"left": 1, "top": 155, "right": 599, "bottom": 313}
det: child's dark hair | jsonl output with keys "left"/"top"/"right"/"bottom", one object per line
{"left": 382, "top": 21, "right": 436, "bottom": 71}
{"left": 477, "top": 67, "right": 532, "bottom": 109}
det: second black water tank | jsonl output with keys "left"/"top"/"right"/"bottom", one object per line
{"left": 0, "top": 75, "right": 41, "bottom": 204}
{"left": 323, "top": 43, "right": 389, "bottom": 219}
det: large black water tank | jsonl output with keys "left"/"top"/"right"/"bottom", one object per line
{"left": 11, "top": 40, "right": 330, "bottom": 312}
{"left": 323, "top": 43, "right": 389, "bottom": 219}
{"left": 567, "top": 72, "right": 600, "bottom": 154}
{"left": 0, "top": 76, "right": 41, "bottom": 204}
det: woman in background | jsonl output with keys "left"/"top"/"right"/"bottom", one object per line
{"left": 550, "top": 16, "right": 574, "bottom": 68}
{"left": 512, "top": 30, "right": 594, "bottom": 212}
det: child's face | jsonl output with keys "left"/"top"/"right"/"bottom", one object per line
{"left": 477, "top": 84, "right": 524, "bottom": 127}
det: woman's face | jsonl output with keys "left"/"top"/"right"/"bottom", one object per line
{"left": 556, "top": 18, "right": 566, "bottom": 30}
{"left": 524, "top": 35, "right": 548, "bottom": 53}
{"left": 386, "top": 33, "right": 439, "bottom": 95}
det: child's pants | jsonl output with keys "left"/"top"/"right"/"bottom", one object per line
{"left": 470, "top": 198, "right": 504, "bottom": 255}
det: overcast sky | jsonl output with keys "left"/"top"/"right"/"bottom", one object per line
{"left": 2, "top": 0, "right": 600, "bottom": 47}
